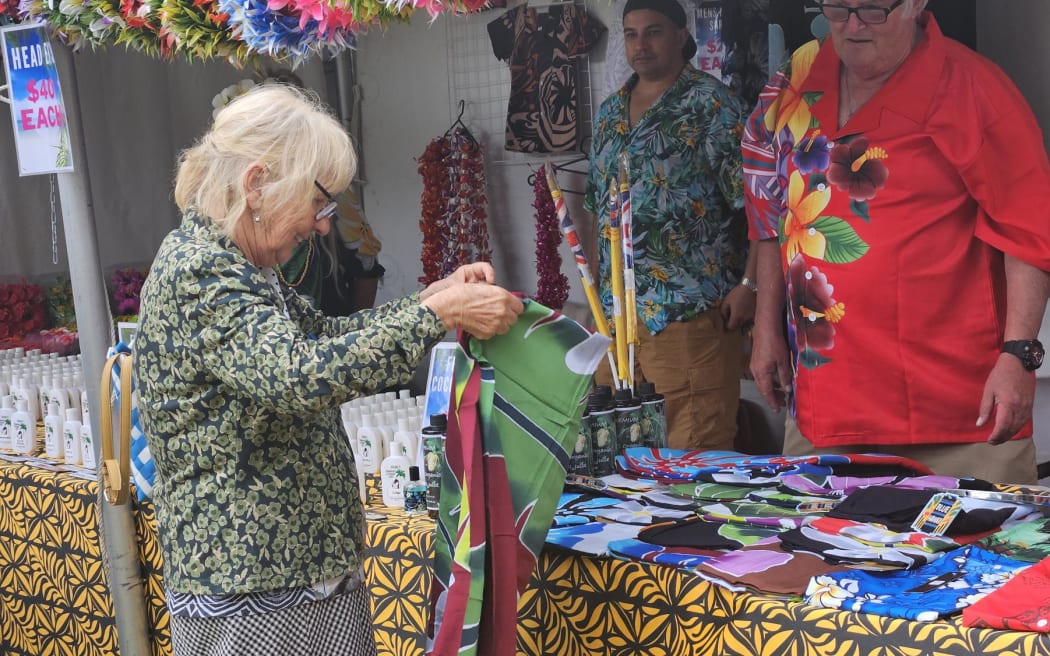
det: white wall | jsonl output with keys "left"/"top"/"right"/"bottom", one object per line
{"left": 977, "top": 1, "right": 1050, "bottom": 469}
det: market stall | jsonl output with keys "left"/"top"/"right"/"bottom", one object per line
{"left": 4, "top": 1, "right": 1050, "bottom": 654}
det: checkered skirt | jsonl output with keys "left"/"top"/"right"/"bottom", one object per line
{"left": 169, "top": 583, "right": 377, "bottom": 656}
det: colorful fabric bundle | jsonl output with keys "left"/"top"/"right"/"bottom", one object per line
{"left": 698, "top": 538, "right": 851, "bottom": 597}
{"left": 616, "top": 448, "right": 933, "bottom": 484}
{"left": 429, "top": 297, "right": 609, "bottom": 656}
{"left": 979, "top": 517, "right": 1050, "bottom": 563}
{"left": 963, "top": 555, "right": 1050, "bottom": 632}
{"left": 804, "top": 545, "right": 1028, "bottom": 622}
{"left": 780, "top": 516, "right": 964, "bottom": 570}
{"left": 778, "top": 473, "right": 963, "bottom": 498}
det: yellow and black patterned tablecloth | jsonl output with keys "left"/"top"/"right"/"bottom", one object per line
{"left": 2, "top": 458, "right": 1050, "bottom": 656}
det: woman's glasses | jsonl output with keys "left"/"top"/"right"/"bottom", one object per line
{"left": 820, "top": 0, "right": 903, "bottom": 25}
{"left": 314, "top": 180, "right": 338, "bottom": 222}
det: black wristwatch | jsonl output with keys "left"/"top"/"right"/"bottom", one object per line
{"left": 1002, "top": 339, "right": 1045, "bottom": 371}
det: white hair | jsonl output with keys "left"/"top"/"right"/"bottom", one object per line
{"left": 906, "top": 0, "right": 929, "bottom": 16}
{"left": 174, "top": 84, "right": 355, "bottom": 239}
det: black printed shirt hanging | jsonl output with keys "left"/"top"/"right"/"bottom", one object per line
{"left": 488, "top": 4, "right": 605, "bottom": 154}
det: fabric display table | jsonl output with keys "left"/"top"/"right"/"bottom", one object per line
{"left": 0, "top": 454, "right": 170, "bottom": 656}
{"left": 4, "top": 452, "right": 1050, "bottom": 656}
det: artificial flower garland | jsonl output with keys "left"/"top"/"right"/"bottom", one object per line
{"left": 417, "top": 136, "right": 451, "bottom": 286}
{"left": 416, "top": 128, "right": 491, "bottom": 286}
{"left": 13, "top": 0, "right": 495, "bottom": 64}
{"left": 111, "top": 267, "right": 148, "bottom": 317}
{"left": 0, "top": 280, "right": 47, "bottom": 340}
{"left": 532, "top": 164, "right": 568, "bottom": 310}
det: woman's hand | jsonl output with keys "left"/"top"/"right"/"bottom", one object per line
{"left": 423, "top": 283, "right": 524, "bottom": 339}
{"left": 419, "top": 263, "right": 496, "bottom": 301}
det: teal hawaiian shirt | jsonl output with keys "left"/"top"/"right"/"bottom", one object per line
{"left": 134, "top": 210, "right": 446, "bottom": 595}
{"left": 585, "top": 64, "right": 748, "bottom": 335}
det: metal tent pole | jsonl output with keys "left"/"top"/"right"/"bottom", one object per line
{"left": 52, "top": 41, "right": 151, "bottom": 656}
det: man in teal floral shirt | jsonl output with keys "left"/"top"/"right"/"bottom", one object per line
{"left": 585, "top": 0, "right": 755, "bottom": 450}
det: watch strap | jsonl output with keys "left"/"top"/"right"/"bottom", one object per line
{"left": 1002, "top": 339, "right": 1044, "bottom": 371}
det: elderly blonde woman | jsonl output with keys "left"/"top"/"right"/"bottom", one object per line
{"left": 743, "top": 0, "right": 1050, "bottom": 484}
{"left": 134, "top": 84, "right": 522, "bottom": 655}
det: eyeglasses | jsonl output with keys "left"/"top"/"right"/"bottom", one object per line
{"left": 820, "top": 0, "right": 904, "bottom": 25}
{"left": 314, "top": 180, "right": 338, "bottom": 222}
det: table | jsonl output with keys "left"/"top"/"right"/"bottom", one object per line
{"left": 0, "top": 455, "right": 169, "bottom": 656}
{"left": 2, "top": 457, "right": 1050, "bottom": 656}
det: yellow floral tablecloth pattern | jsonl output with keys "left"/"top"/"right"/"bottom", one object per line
{"left": 2, "top": 459, "right": 1050, "bottom": 656}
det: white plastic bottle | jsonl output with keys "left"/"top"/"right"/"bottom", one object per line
{"left": 63, "top": 408, "right": 82, "bottom": 466}
{"left": 11, "top": 398, "right": 34, "bottom": 454}
{"left": 38, "top": 374, "right": 51, "bottom": 418}
{"left": 379, "top": 449, "right": 411, "bottom": 508}
{"left": 356, "top": 413, "right": 382, "bottom": 476}
{"left": 0, "top": 395, "right": 14, "bottom": 450}
{"left": 81, "top": 415, "right": 97, "bottom": 470}
{"left": 80, "top": 384, "right": 89, "bottom": 425}
{"left": 44, "top": 402, "right": 64, "bottom": 459}
{"left": 50, "top": 377, "right": 70, "bottom": 421}
{"left": 394, "top": 418, "right": 418, "bottom": 463}
{"left": 13, "top": 376, "right": 39, "bottom": 425}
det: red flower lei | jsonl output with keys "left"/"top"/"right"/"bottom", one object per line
{"left": 416, "top": 128, "right": 491, "bottom": 286}
{"left": 417, "top": 137, "right": 451, "bottom": 286}
{"left": 532, "top": 165, "right": 568, "bottom": 309}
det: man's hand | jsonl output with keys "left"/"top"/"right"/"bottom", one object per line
{"left": 977, "top": 353, "right": 1036, "bottom": 445}
{"left": 721, "top": 284, "right": 756, "bottom": 331}
{"left": 750, "top": 323, "right": 792, "bottom": 411}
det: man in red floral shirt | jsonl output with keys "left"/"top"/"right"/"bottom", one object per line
{"left": 743, "top": 1, "right": 1050, "bottom": 483}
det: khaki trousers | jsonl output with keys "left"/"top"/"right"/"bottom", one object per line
{"left": 595, "top": 308, "right": 741, "bottom": 451}
{"left": 783, "top": 415, "right": 1037, "bottom": 485}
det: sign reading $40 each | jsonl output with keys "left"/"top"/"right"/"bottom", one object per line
{"left": 1, "top": 23, "right": 73, "bottom": 176}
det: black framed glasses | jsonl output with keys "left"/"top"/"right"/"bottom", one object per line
{"left": 313, "top": 180, "right": 338, "bottom": 222}
{"left": 820, "top": 0, "right": 904, "bottom": 25}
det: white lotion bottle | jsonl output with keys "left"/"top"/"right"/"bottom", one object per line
{"left": 63, "top": 408, "right": 82, "bottom": 466}
{"left": 0, "top": 395, "right": 14, "bottom": 450}
{"left": 380, "top": 449, "right": 411, "bottom": 508}
{"left": 44, "top": 402, "right": 64, "bottom": 459}
{"left": 393, "top": 418, "right": 418, "bottom": 463}
{"left": 11, "top": 398, "right": 33, "bottom": 454}
{"left": 356, "top": 413, "right": 382, "bottom": 476}
{"left": 80, "top": 415, "right": 96, "bottom": 470}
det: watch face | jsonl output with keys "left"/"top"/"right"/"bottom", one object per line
{"left": 1030, "top": 343, "right": 1045, "bottom": 370}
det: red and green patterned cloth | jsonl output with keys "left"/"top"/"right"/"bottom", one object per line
{"left": 429, "top": 298, "right": 609, "bottom": 656}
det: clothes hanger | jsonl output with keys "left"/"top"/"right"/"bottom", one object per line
{"left": 528, "top": 158, "right": 586, "bottom": 195}
{"left": 444, "top": 100, "right": 480, "bottom": 148}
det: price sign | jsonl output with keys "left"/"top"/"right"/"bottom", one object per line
{"left": 1, "top": 24, "right": 74, "bottom": 176}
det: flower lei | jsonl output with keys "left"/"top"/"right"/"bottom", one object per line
{"left": 111, "top": 267, "right": 148, "bottom": 317}
{"left": 417, "top": 137, "right": 450, "bottom": 286}
{"left": 46, "top": 275, "right": 77, "bottom": 330}
{"left": 532, "top": 164, "right": 568, "bottom": 309}
{"left": 0, "top": 280, "right": 47, "bottom": 340}
{"left": 416, "top": 128, "right": 491, "bottom": 286}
